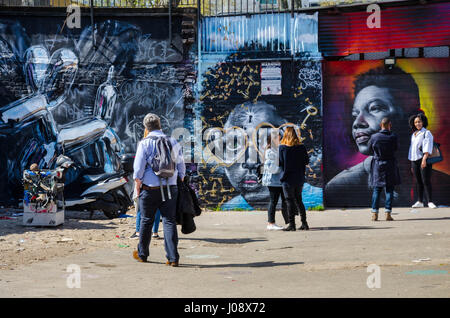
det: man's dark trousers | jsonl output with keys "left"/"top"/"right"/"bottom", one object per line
{"left": 138, "top": 185, "right": 179, "bottom": 262}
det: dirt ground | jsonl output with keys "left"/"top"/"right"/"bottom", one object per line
{"left": 0, "top": 207, "right": 148, "bottom": 271}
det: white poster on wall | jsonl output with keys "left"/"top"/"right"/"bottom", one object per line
{"left": 261, "top": 62, "right": 282, "bottom": 95}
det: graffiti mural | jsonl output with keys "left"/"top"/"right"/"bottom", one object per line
{"left": 323, "top": 59, "right": 450, "bottom": 207}
{"left": 0, "top": 14, "right": 191, "bottom": 206}
{"left": 201, "top": 12, "right": 319, "bottom": 55}
{"left": 196, "top": 56, "right": 323, "bottom": 210}
{"left": 195, "top": 12, "right": 322, "bottom": 211}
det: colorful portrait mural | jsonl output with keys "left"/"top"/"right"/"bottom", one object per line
{"left": 323, "top": 58, "right": 450, "bottom": 207}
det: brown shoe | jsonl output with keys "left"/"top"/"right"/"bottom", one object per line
{"left": 385, "top": 212, "right": 394, "bottom": 221}
{"left": 166, "top": 260, "right": 179, "bottom": 267}
{"left": 371, "top": 213, "right": 378, "bottom": 221}
{"left": 133, "top": 250, "right": 147, "bottom": 263}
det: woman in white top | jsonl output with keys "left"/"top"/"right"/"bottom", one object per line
{"left": 408, "top": 113, "right": 437, "bottom": 209}
{"left": 262, "top": 133, "right": 288, "bottom": 230}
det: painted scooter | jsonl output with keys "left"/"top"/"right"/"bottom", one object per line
{"left": 55, "top": 118, "right": 134, "bottom": 218}
{"left": 0, "top": 44, "right": 137, "bottom": 218}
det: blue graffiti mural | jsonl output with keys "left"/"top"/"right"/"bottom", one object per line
{"left": 201, "top": 12, "right": 319, "bottom": 55}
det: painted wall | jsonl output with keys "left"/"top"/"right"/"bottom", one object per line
{"left": 0, "top": 12, "right": 195, "bottom": 205}
{"left": 0, "top": 10, "right": 324, "bottom": 211}
{"left": 323, "top": 58, "right": 450, "bottom": 207}
{"left": 6, "top": 10, "right": 446, "bottom": 211}
{"left": 319, "top": 2, "right": 450, "bottom": 57}
{"left": 201, "top": 13, "right": 319, "bottom": 55}
{"left": 195, "top": 55, "right": 323, "bottom": 210}
{"left": 193, "top": 12, "right": 323, "bottom": 211}
{"left": 194, "top": 12, "right": 323, "bottom": 211}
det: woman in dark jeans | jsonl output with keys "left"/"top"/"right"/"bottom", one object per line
{"left": 262, "top": 133, "right": 288, "bottom": 230}
{"left": 408, "top": 113, "right": 437, "bottom": 209}
{"left": 279, "top": 127, "right": 310, "bottom": 231}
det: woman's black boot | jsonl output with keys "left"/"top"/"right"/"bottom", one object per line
{"left": 298, "top": 222, "right": 309, "bottom": 230}
{"left": 283, "top": 223, "right": 296, "bottom": 231}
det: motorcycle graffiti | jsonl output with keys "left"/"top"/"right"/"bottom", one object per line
{"left": 0, "top": 16, "right": 189, "bottom": 216}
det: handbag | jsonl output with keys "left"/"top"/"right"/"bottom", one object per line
{"left": 426, "top": 142, "right": 443, "bottom": 164}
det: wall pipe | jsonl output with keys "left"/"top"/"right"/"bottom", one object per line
{"left": 90, "top": 0, "right": 96, "bottom": 49}
{"left": 169, "top": 0, "right": 172, "bottom": 46}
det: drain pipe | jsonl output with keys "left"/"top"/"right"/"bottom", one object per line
{"left": 90, "top": 0, "right": 96, "bottom": 49}
{"left": 169, "top": 0, "right": 172, "bottom": 46}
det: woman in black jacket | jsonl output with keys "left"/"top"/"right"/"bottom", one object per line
{"left": 279, "top": 127, "right": 310, "bottom": 231}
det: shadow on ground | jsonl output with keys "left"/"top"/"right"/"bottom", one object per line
{"left": 309, "top": 226, "right": 392, "bottom": 231}
{"left": 145, "top": 261, "right": 304, "bottom": 268}
{"left": 395, "top": 217, "right": 450, "bottom": 222}
{"left": 180, "top": 237, "right": 267, "bottom": 244}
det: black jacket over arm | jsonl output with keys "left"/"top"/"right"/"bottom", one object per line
{"left": 279, "top": 144, "right": 309, "bottom": 186}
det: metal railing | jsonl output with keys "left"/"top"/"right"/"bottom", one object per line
{"left": 0, "top": 0, "right": 409, "bottom": 14}
{"left": 200, "top": 0, "right": 300, "bottom": 16}
{"left": 198, "top": 0, "right": 408, "bottom": 16}
{"left": 0, "top": 0, "right": 197, "bottom": 8}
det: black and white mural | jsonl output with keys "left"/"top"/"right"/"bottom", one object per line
{"left": 0, "top": 14, "right": 193, "bottom": 206}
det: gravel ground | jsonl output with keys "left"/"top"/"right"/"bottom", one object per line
{"left": 0, "top": 208, "right": 144, "bottom": 270}
{"left": 1, "top": 207, "right": 449, "bottom": 298}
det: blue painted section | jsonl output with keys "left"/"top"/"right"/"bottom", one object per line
{"left": 220, "top": 195, "right": 255, "bottom": 211}
{"left": 201, "top": 12, "right": 319, "bottom": 55}
{"left": 302, "top": 183, "right": 323, "bottom": 209}
{"left": 220, "top": 184, "right": 322, "bottom": 211}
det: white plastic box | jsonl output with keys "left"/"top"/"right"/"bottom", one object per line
{"left": 22, "top": 169, "right": 65, "bottom": 227}
{"left": 23, "top": 201, "right": 64, "bottom": 226}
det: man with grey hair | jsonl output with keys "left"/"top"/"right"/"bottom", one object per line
{"left": 132, "top": 113, "right": 185, "bottom": 265}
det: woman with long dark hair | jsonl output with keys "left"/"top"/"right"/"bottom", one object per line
{"left": 279, "top": 126, "right": 310, "bottom": 231}
{"left": 408, "top": 113, "right": 437, "bottom": 209}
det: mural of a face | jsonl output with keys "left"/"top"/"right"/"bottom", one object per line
{"left": 223, "top": 101, "right": 286, "bottom": 204}
{"left": 114, "top": 82, "right": 184, "bottom": 153}
{"left": 41, "top": 48, "right": 79, "bottom": 108}
{"left": 23, "top": 45, "right": 49, "bottom": 92}
{"left": 351, "top": 85, "right": 401, "bottom": 155}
